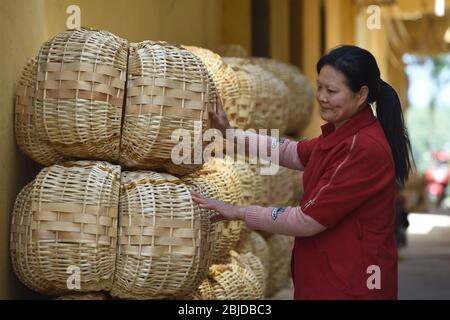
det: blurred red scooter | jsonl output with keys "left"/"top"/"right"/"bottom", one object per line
{"left": 425, "top": 151, "right": 449, "bottom": 207}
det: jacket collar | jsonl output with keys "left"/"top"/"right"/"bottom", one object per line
{"left": 319, "top": 105, "right": 376, "bottom": 150}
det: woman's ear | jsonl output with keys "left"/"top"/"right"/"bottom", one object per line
{"left": 358, "top": 86, "right": 369, "bottom": 107}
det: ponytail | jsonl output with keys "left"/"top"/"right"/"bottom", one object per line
{"left": 376, "top": 80, "right": 414, "bottom": 186}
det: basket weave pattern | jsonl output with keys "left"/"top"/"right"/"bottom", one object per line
{"left": 15, "top": 58, "right": 65, "bottom": 166}
{"left": 119, "top": 41, "right": 216, "bottom": 175}
{"left": 111, "top": 171, "right": 213, "bottom": 299}
{"left": 34, "top": 29, "right": 128, "bottom": 161}
{"left": 10, "top": 161, "right": 121, "bottom": 295}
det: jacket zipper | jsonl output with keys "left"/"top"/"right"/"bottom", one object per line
{"left": 302, "top": 134, "right": 358, "bottom": 212}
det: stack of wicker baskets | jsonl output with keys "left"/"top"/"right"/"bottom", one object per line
{"left": 11, "top": 27, "right": 311, "bottom": 300}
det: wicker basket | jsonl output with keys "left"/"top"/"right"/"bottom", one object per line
{"left": 265, "top": 234, "right": 295, "bottom": 297}
{"left": 251, "top": 58, "right": 313, "bottom": 136}
{"left": 33, "top": 29, "right": 128, "bottom": 162}
{"left": 246, "top": 156, "right": 270, "bottom": 207}
{"left": 223, "top": 58, "right": 289, "bottom": 134}
{"left": 111, "top": 171, "right": 213, "bottom": 299}
{"left": 236, "top": 232, "right": 269, "bottom": 267}
{"left": 232, "top": 158, "right": 257, "bottom": 206}
{"left": 15, "top": 58, "right": 66, "bottom": 166}
{"left": 235, "top": 231, "right": 269, "bottom": 285}
{"left": 190, "top": 250, "right": 264, "bottom": 300}
{"left": 221, "top": 58, "right": 255, "bottom": 129}
{"left": 215, "top": 44, "right": 249, "bottom": 58}
{"left": 211, "top": 251, "right": 263, "bottom": 300}
{"left": 183, "top": 46, "right": 240, "bottom": 131}
{"left": 119, "top": 41, "right": 216, "bottom": 176}
{"left": 267, "top": 165, "right": 295, "bottom": 207}
{"left": 236, "top": 251, "right": 266, "bottom": 295}
{"left": 183, "top": 171, "right": 243, "bottom": 263}
{"left": 10, "top": 161, "right": 121, "bottom": 295}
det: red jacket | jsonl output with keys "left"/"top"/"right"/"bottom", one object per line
{"left": 294, "top": 106, "right": 397, "bottom": 299}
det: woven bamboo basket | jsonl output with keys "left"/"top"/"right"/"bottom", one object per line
{"left": 223, "top": 58, "right": 289, "bottom": 134}
{"left": 200, "top": 157, "right": 243, "bottom": 205}
{"left": 111, "top": 171, "right": 213, "bottom": 299}
{"left": 265, "top": 235, "right": 295, "bottom": 297}
{"left": 10, "top": 161, "right": 121, "bottom": 295}
{"left": 33, "top": 29, "right": 128, "bottom": 162}
{"left": 246, "top": 156, "right": 270, "bottom": 207}
{"left": 291, "top": 170, "right": 304, "bottom": 206}
{"left": 236, "top": 231, "right": 269, "bottom": 268}
{"left": 251, "top": 58, "right": 313, "bottom": 136}
{"left": 211, "top": 251, "right": 263, "bottom": 300}
{"left": 183, "top": 46, "right": 240, "bottom": 132}
{"left": 231, "top": 158, "right": 257, "bottom": 205}
{"left": 236, "top": 251, "right": 266, "bottom": 295}
{"left": 215, "top": 44, "right": 249, "bottom": 58}
{"left": 182, "top": 171, "right": 243, "bottom": 263}
{"left": 222, "top": 58, "right": 256, "bottom": 129}
{"left": 191, "top": 278, "right": 217, "bottom": 300}
{"left": 190, "top": 251, "right": 264, "bottom": 300}
{"left": 55, "top": 292, "right": 108, "bottom": 300}
{"left": 200, "top": 157, "right": 244, "bottom": 263}
{"left": 235, "top": 231, "right": 269, "bottom": 286}
{"left": 267, "top": 166, "right": 295, "bottom": 207}
{"left": 15, "top": 58, "right": 66, "bottom": 166}
{"left": 119, "top": 41, "right": 216, "bottom": 176}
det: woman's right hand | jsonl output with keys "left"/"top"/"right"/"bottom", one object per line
{"left": 209, "top": 95, "right": 231, "bottom": 137}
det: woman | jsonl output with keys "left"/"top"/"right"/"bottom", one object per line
{"left": 191, "top": 45, "right": 414, "bottom": 300}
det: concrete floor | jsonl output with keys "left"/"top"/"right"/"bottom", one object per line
{"left": 399, "top": 212, "right": 450, "bottom": 300}
{"left": 269, "top": 211, "right": 450, "bottom": 300}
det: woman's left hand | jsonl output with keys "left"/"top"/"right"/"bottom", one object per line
{"left": 190, "top": 191, "right": 246, "bottom": 223}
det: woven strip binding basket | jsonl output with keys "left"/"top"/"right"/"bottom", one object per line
{"left": 223, "top": 58, "right": 289, "bottom": 134}
{"left": 33, "top": 29, "right": 128, "bottom": 162}
{"left": 119, "top": 41, "right": 216, "bottom": 176}
{"left": 15, "top": 58, "right": 66, "bottom": 166}
{"left": 251, "top": 57, "right": 313, "bottom": 137}
{"left": 183, "top": 45, "right": 240, "bottom": 130}
{"left": 265, "top": 234, "right": 295, "bottom": 297}
{"left": 111, "top": 171, "right": 213, "bottom": 299}
{"left": 204, "top": 250, "right": 263, "bottom": 300}
{"left": 10, "top": 161, "right": 121, "bottom": 295}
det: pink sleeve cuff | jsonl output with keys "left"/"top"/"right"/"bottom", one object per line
{"left": 244, "top": 205, "right": 326, "bottom": 237}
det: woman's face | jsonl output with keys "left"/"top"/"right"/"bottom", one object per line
{"left": 316, "top": 65, "right": 368, "bottom": 128}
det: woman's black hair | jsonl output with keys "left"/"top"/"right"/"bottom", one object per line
{"left": 316, "top": 45, "right": 414, "bottom": 186}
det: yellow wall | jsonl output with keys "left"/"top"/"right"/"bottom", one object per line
{"left": 270, "top": 0, "right": 290, "bottom": 63}
{"left": 44, "top": 0, "right": 223, "bottom": 48}
{"left": 0, "top": 0, "right": 46, "bottom": 299}
{"left": 300, "top": 0, "right": 323, "bottom": 138}
{"left": 222, "top": 0, "right": 251, "bottom": 53}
